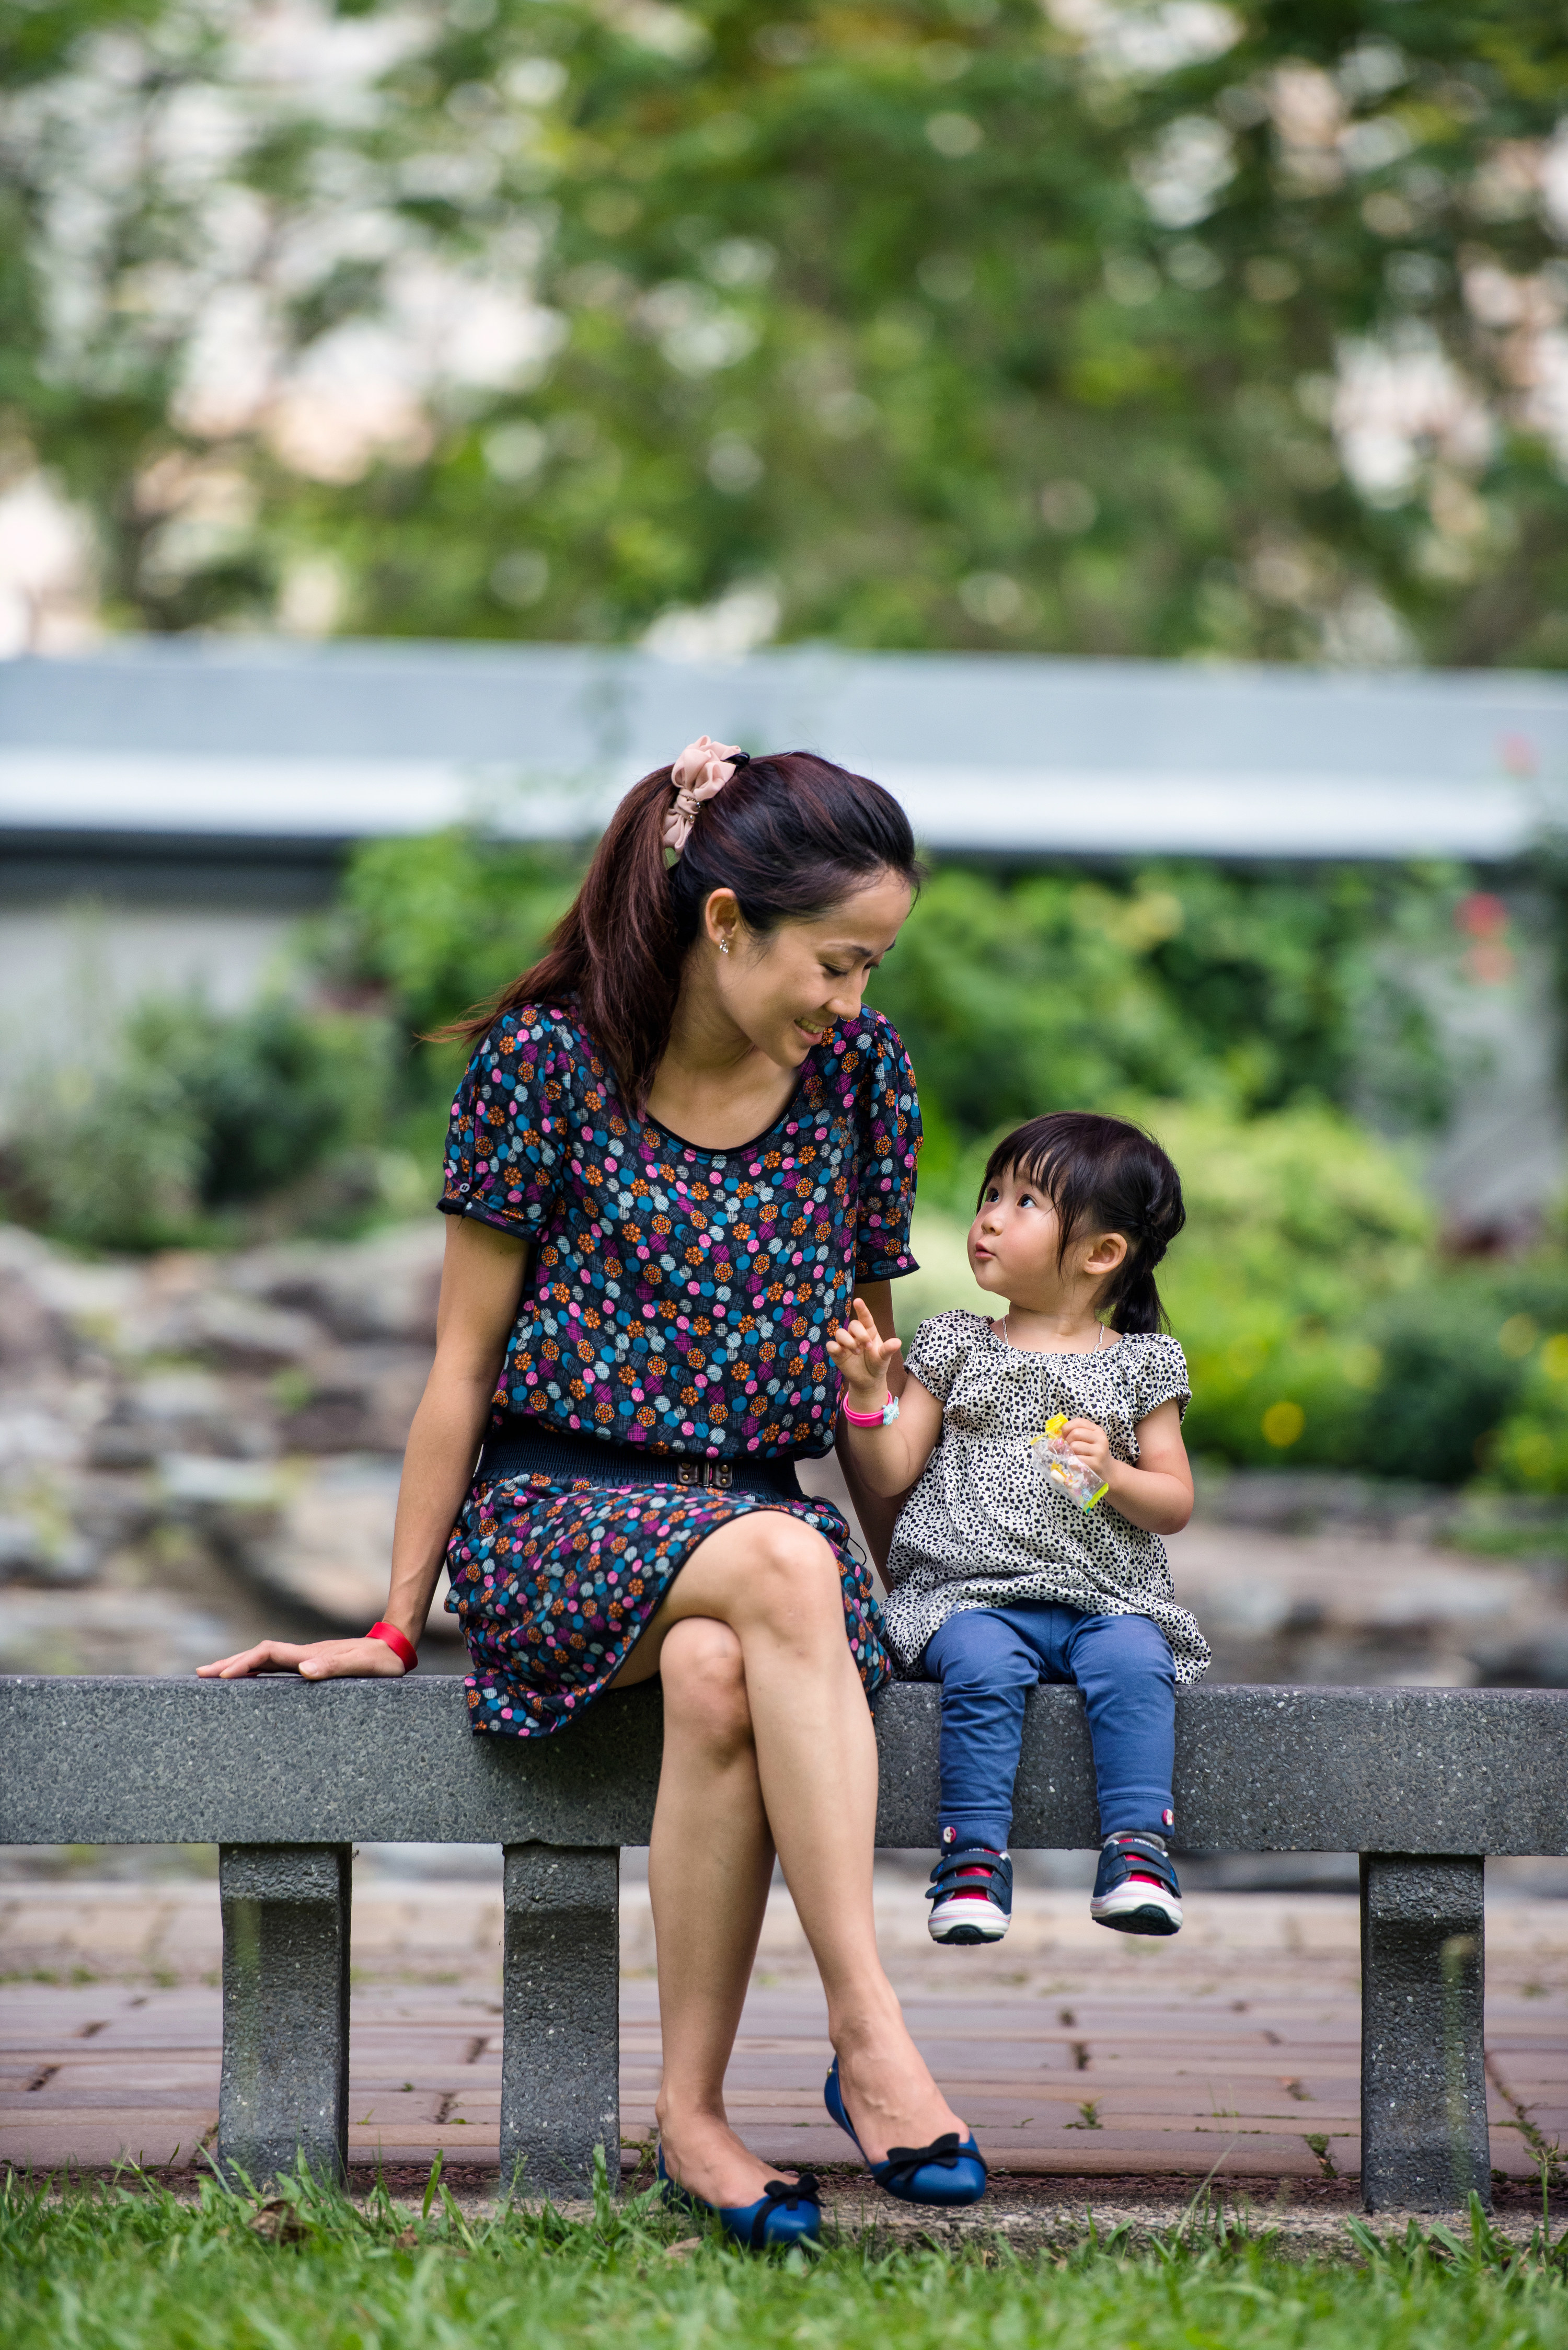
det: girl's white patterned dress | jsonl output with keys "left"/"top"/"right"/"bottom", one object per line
{"left": 883, "top": 1312, "right": 1210, "bottom": 1681}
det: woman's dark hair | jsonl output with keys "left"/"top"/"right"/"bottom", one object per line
{"left": 979, "top": 1111, "right": 1185, "bottom": 1336}
{"left": 445, "top": 751, "right": 921, "bottom": 1108}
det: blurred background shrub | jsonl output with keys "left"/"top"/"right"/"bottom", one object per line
{"left": 7, "top": 829, "right": 1564, "bottom": 1499}
{"left": 0, "top": 992, "right": 402, "bottom": 1251}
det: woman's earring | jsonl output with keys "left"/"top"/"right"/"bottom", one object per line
{"left": 719, "top": 937, "right": 730, "bottom": 955}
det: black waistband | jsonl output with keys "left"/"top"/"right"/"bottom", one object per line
{"left": 474, "top": 1415, "right": 804, "bottom": 1500}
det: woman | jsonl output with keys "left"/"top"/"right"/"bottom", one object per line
{"left": 201, "top": 739, "right": 984, "bottom": 2243}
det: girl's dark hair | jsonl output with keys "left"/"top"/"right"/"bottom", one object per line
{"left": 445, "top": 751, "right": 921, "bottom": 1108}
{"left": 979, "top": 1111, "right": 1185, "bottom": 1336}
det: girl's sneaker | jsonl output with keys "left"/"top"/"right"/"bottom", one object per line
{"left": 926, "top": 1844, "right": 1013, "bottom": 1943}
{"left": 1091, "top": 1831, "right": 1182, "bottom": 1935}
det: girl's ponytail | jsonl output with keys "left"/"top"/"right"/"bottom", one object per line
{"left": 978, "top": 1111, "right": 1186, "bottom": 1337}
{"left": 442, "top": 750, "right": 920, "bottom": 1109}
{"left": 1098, "top": 1160, "right": 1185, "bottom": 1335}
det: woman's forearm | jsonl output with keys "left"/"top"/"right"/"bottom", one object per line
{"left": 381, "top": 1366, "right": 499, "bottom": 1642}
{"left": 837, "top": 1419, "right": 921, "bottom": 1498}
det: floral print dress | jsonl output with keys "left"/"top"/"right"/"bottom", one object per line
{"left": 437, "top": 1001, "right": 921, "bottom": 1737}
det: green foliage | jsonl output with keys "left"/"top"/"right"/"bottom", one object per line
{"left": 330, "top": 837, "right": 1471, "bottom": 1184}
{"left": 5, "top": 2, "right": 1568, "bottom": 661}
{"left": 1, "top": 992, "right": 396, "bottom": 1251}
{"left": 1160, "top": 1109, "right": 1568, "bottom": 1483}
{"left": 330, "top": 831, "right": 584, "bottom": 1059}
{"left": 4, "top": 2168, "right": 1568, "bottom": 2350}
{"left": 870, "top": 857, "right": 1463, "bottom": 1162}
{"left": 898, "top": 1099, "right": 1568, "bottom": 1489}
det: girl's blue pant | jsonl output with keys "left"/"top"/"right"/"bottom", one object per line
{"left": 921, "top": 1601, "right": 1177, "bottom": 1851}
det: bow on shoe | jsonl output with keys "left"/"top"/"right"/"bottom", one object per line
{"left": 878, "top": 2136, "right": 963, "bottom": 2192}
{"left": 749, "top": 2173, "right": 821, "bottom": 2249}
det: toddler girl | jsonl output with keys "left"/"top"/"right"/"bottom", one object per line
{"left": 829, "top": 1110, "right": 1207, "bottom": 1944}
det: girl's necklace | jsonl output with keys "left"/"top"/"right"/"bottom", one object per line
{"left": 1001, "top": 1316, "right": 1108, "bottom": 1354}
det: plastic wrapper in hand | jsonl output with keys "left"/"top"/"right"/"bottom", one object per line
{"left": 1028, "top": 1414, "right": 1108, "bottom": 1511}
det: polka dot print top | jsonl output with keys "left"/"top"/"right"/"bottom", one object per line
{"left": 439, "top": 1002, "right": 922, "bottom": 1457}
{"left": 882, "top": 1312, "right": 1209, "bottom": 1681}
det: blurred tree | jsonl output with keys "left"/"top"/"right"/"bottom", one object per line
{"left": 2, "top": 0, "right": 1566, "bottom": 660}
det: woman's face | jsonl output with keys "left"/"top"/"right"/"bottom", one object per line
{"left": 705, "top": 870, "right": 913, "bottom": 1069}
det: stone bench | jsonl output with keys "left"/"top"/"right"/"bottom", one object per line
{"left": 3, "top": 1674, "right": 1565, "bottom": 2212}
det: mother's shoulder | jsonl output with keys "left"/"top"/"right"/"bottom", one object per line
{"left": 472, "top": 999, "right": 601, "bottom": 1075}
{"left": 835, "top": 1005, "right": 907, "bottom": 1057}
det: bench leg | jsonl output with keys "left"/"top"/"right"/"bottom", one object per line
{"left": 218, "top": 1843, "right": 350, "bottom": 2187}
{"left": 1360, "top": 1853, "right": 1490, "bottom": 2213}
{"left": 501, "top": 1843, "right": 620, "bottom": 2199}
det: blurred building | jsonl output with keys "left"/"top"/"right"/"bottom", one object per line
{"left": 4, "top": 637, "right": 1568, "bottom": 1232}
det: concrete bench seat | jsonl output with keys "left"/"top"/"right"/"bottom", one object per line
{"left": 4, "top": 1674, "right": 1565, "bottom": 2211}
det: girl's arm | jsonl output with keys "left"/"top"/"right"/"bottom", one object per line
{"left": 1063, "top": 1400, "right": 1193, "bottom": 1536}
{"left": 200, "top": 1217, "right": 531, "bottom": 1679}
{"left": 830, "top": 1281, "right": 911, "bottom": 1573}
{"left": 827, "top": 1296, "right": 945, "bottom": 1499}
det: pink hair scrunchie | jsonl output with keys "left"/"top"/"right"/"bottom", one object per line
{"left": 662, "top": 736, "right": 748, "bottom": 856}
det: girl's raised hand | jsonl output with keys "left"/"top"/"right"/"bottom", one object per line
{"left": 827, "top": 1296, "right": 903, "bottom": 1404}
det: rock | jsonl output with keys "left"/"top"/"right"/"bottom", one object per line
{"left": 151, "top": 1291, "right": 324, "bottom": 1370}
{"left": 275, "top": 1345, "right": 433, "bottom": 1454}
{"left": 0, "top": 1248, "right": 74, "bottom": 1371}
{"left": 0, "top": 1587, "right": 237, "bottom": 1677}
{"left": 157, "top": 1454, "right": 286, "bottom": 1511}
{"left": 228, "top": 1453, "right": 456, "bottom": 1639}
{"left": 88, "top": 1368, "right": 247, "bottom": 1467}
{"left": 0, "top": 1406, "right": 82, "bottom": 1472}
{"left": 0, "top": 1516, "right": 49, "bottom": 1582}
{"left": 232, "top": 1223, "right": 444, "bottom": 1344}
{"left": 0, "top": 1511, "right": 96, "bottom": 1588}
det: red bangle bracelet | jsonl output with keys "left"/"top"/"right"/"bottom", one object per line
{"left": 366, "top": 1621, "right": 418, "bottom": 1672}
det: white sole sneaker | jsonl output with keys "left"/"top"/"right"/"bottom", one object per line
{"left": 928, "top": 1893, "right": 1011, "bottom": 1944}
{"left": 1091, "top": 1882, "right": 1183, "bottom": 1935}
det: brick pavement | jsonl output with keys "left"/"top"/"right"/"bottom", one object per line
{"left": 3, "top": 1871, "right": 1566, "bottom": 2189}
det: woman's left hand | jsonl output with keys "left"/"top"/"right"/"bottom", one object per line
{"left": 1062, "top": 1416, "right": 1113, "bottom": 1486}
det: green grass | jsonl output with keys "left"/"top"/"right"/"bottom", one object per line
{"left": 7, "top": 2160, "right": 1568, "bottom": 2349}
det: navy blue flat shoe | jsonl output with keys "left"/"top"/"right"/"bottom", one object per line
{"left": 823, "top": 2056, "right": 987, "bottom": 2207}
{"left": 656, "top": 2149, "right": 822, "bottom": 2250}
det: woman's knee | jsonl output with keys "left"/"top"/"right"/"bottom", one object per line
{"left": 660, "top": 1619, "right": 753, "bottom": 1751}
{"left": 741, "top": 1514, "right": 844, "bottom": 1636}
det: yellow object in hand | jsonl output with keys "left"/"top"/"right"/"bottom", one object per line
{"left": 1028, "top": 1414, "right": 1109, "bottom": 1511}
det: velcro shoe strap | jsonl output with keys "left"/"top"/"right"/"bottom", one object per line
{"left": 926, "top": 1850, "right": 1011, "bottom": 1901}
{"left": 1106, "top": 1835, "right": 1179, "bottom": 1892}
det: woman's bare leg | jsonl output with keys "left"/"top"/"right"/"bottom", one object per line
{"left": 614, "top": 1511, "right": 964, "bottom": 2170}
{"left": 647, "top": 1619, "right": 782, "bottom": 2206}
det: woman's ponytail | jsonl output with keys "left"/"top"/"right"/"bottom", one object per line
{"left": 442, "top": 750, "right": 920, "bottom": 1109}
{"left": 978, "top": 1111, "right": 1186, "bottom": 1337}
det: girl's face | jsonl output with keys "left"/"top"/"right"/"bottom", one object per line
{"left": 968, "top": 1162, "right": 1127, "bottom": 1310}
{"left": 705, "top": 871, "right": 912, "bottom": 1070}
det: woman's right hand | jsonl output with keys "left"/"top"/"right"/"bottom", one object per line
{"left": 197, "top": 1636, "right": 409, "bottom": 1681}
